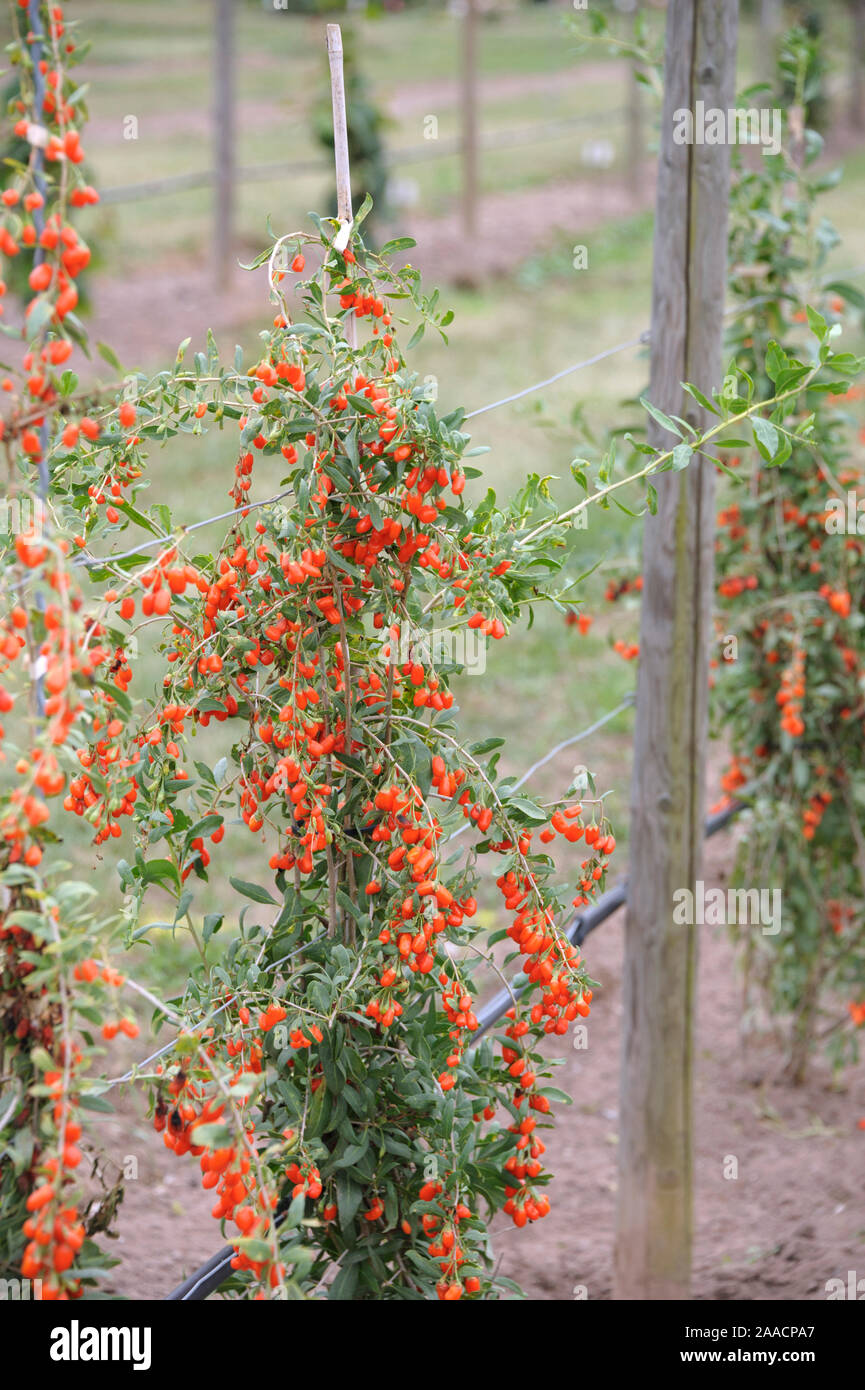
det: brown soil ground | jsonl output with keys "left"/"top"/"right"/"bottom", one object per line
{"left": 101, "top": 823, "right": 865, "bottom": 1302}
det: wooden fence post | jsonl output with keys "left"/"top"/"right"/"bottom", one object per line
{"left": 214, "top": 0, "right": 235, "bottom": 286}
{"left": 614, "top": 0, "right": 738, "bottom": 1301}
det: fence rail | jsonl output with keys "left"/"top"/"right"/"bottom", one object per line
{"left": 97, "top": 109, "right": 627, "bottom": 207}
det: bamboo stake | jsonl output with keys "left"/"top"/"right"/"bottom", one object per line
{"left": 326, "top": 23, "right": 357, "bottom": 349}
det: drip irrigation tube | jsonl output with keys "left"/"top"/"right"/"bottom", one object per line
{"left": 164, "top": 800, "right": 740, "bottom": 1300}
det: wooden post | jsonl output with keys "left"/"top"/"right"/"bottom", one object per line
{"left": 327, "top": 23, "right": 357, "bottom": 350}
{"left": 461, "top": 0, "right": 479, "bottom": 253}
{"left": 614, "top": 0, "right": 738, "bottom": 1302}
{"left": 213, "top": 0, "right": 235, "bottom": 286}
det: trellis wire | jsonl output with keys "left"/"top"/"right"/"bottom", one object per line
{"left": 508, "top": 693, "right": 635, "bottom": 790}
{"left": 465, "top": 333, "right": 651, "bottom": 420}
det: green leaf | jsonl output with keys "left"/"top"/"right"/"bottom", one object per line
{"left": 114, "top": 501, "right": 164, "bottom": 537}
{"left": 189, "top": 1122, "right": 232, "bottom": 1148}
{"left": 822, "top": 280, "right": 865, "bottom": 311}
{"left": 469, "top": 737, "right": 505, "bottom": 757}
{"left": 764, "top": 340, "right": 789, "bottom": 384}
{"left": 328, "top": 1262, "right": 359, "bottom": 1300}
{"left": 640, "top": 395, "right": 684, "bottom": 439}
{"left": 239, "top": 246, "right": 275, "bottom": 271}
{"left": 203, "top": 913, "right": 224, "bottom": 944}
{"left": 380, "top": 236, "right": 417, "bottom": 255}
{"left": 229, "top": 877, "right": 278, "bottom": 906}
{"left": 508, "top": 797, "right": 549, "bottom": 824}
{"left": 333, "top": 1140, "right": 369, "bottom": 1170}
{"left": 353, "top": 192, "right": 374, "bottom": 228}
{"left": 78, "top": 1093, "right": 115, "bottom": 1114}
{"left": 336, "top": 1173, "right": 363, "bottom": 1231}
{"left": 143, "top": 859, "right": 180, "bottom": 888}
{"left": 346, "top": 393, "right": 379, "bottom": 418}
{"left": 538, "top": 1086, "right": 574, "bottom": 1105}
{"left": 752, "top": 416, "right": 778, "bottom": 461}
{"left": 682, "top": 381, "right": 720, "bottom": 416}
{"left": 97, "top": 341, "right": 123, "bottom": 373}
{"left": 406, "top": 322, "right": 425, "bottom": 351}
{"left": 234, "top": 1238, "right": 273, "bottom": 1262}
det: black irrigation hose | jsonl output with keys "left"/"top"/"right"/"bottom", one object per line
{"left": 164, "top": 800, "right": 741, "bottom": 1301}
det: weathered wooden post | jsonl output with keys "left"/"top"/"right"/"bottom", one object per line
{"left": 614, "top": 0, "right": 738, "bottom": 1301}
{"left": 214, "top": 0, "right": 235, "bottom": 286}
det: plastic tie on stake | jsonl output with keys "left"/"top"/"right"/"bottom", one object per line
{"left": 333, "top": 219, "right": 353, "bottom": 254}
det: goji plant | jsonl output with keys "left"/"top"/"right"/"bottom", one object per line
{"left": 713, "top": 29, "right": 865, "bottom": 1082}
